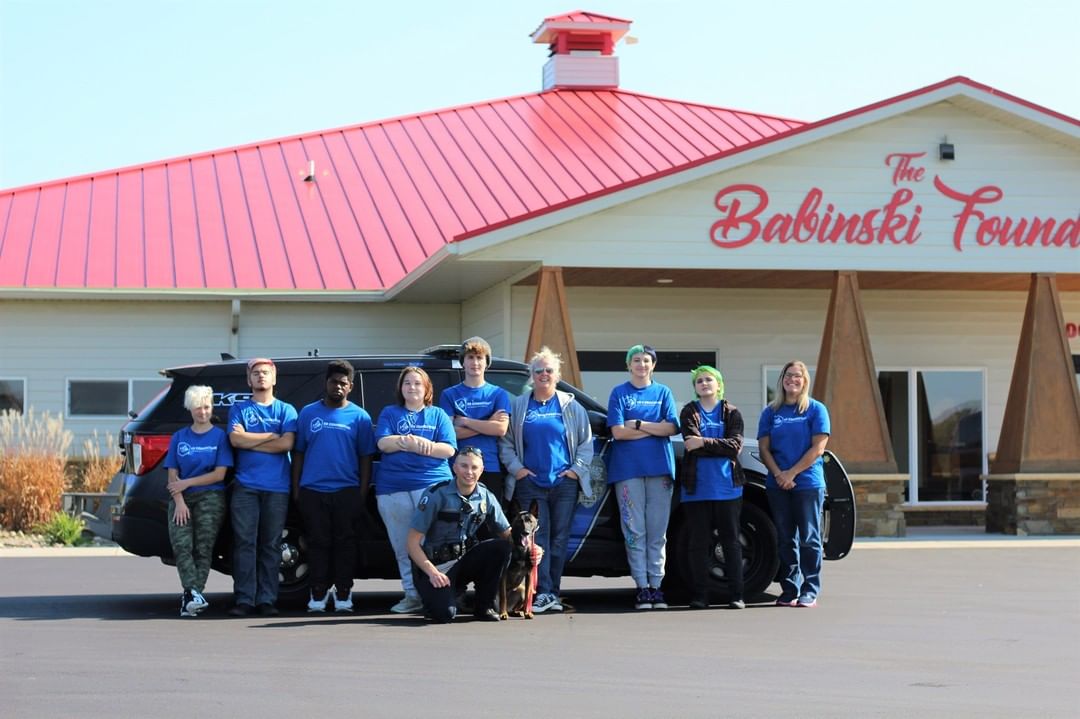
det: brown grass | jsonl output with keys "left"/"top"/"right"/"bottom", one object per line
{"left": 0, "top": 410, "right": 73, "bottom": 531}
{"left": 69, "top": 430, "right": 122, "bottom": 493}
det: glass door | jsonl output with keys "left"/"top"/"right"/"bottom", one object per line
{"left": 877, "top": 368, "right": 986, "bottom": 503}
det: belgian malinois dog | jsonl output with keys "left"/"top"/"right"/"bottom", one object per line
{"left": 499, "top": 499, "right": 540, "bottom": 619}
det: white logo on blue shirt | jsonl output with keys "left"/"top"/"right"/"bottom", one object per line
{"left": 310, "top": 418, "right": 324, "bottom": 433}
{"left": 454, "top": 397, "right": 469, "bottom": 413}
{"left": 178, "top": 442, "right": 192, "bottom": 457}
{"left": 773, "top": 414, "right": 808, "bottom": 427}
{"left": 243, "top": 407, "right": 260, "bottom": 427}
{"left": 397, "top": 412, "right": 419, "bottom": 434}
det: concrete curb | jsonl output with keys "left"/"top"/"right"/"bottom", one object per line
{"left": 0, "top": 546, "right": 129, "bottom": 558}
{"left": 853, "top": 536, "right": 1080, "bottom": 549}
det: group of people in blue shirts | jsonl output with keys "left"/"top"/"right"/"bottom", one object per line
{"left": 161, "top": 339, "right": 831, "bottom": 620}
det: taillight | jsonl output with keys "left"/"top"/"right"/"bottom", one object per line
{"left": 132, "top": 434, "right": 171, "bottom": 475}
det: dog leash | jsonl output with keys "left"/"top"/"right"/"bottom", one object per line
{"left": 525, "top": 530, "right": 538, "bottom": 612}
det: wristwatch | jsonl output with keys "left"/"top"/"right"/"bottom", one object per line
{"left": 635, "top": 419, "right": 642, "bottom": 430}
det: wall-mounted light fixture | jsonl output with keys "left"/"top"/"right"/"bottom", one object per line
{"left": 939, "top": 140, "right": 955, "bottom": 161}
{"left": 303, "top": 160, "right": 316, "bottom": 182}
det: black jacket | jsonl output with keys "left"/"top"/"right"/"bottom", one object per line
{"left": 679, "top": 399, "right": 745, "bottom": 495}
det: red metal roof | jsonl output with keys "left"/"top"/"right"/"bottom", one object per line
{"left": 0, "top": 89, "right": 803, "bottom": 292}
{"left": 539, "top": 11, "right": 633, "bottom": 25}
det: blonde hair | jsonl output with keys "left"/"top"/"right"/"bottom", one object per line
{"left": 183, "top": 385, "right": 214, "bottom": 411}
{"left": 770, "top": 360, "right": 811, "bottom": 413}
{"left": 461, "top": 336, "right": 492, "bottom": 366}
{"left": 529, "top": 346, "right": 562, "bottom": 379}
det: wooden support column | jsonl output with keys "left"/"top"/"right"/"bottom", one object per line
{"left": 813, "top": 271, "right": 897, "bottom": 474}
{"left": 524, "top": 267, "right": 582, "bottom": 388}
{"left": 990, "top": 273, "right": 1080, "bottom": 474}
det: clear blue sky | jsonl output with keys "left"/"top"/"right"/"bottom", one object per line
{"left": 2, "top": 0, "right": 1077, "bottom": 189}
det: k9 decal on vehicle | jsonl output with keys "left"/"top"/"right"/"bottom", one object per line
{"left": 214, "top": 392, "right": 252, "bottom": 407}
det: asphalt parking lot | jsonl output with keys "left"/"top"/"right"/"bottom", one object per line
{"left": 1, "top": 537, "right": 1078, "bottom": 718}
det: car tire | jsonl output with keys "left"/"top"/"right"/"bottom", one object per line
{"left": 664, "top": 500, "right": 779, "bottom": 602}
{"left": 275, "top": 523, "right": 311, "bottom": 606}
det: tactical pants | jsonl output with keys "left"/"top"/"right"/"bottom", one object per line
{"left": 411, "top": 538, "right": 511, "bottom": 622}
{"left": 167, "top": 490, "right": 226, "bottom": 592}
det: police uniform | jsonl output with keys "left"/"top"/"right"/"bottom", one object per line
{"left": 409, "top": 480, "right": 511, "bottom": 622}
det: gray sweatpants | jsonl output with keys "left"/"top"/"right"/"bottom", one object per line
{"left": 614, "top": 475, "right": 673, "bottom": 588}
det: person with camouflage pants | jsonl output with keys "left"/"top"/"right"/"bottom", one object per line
{"left": 164, "top": 385, "right": 234, "bottom": 617}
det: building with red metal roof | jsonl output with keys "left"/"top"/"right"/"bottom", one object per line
{"left": 1, "top": 10, "right": 1077, "bottom": 535}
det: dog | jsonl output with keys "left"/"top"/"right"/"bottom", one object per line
{"left": 498, "top": 499, "right": 540, "bottom": 620}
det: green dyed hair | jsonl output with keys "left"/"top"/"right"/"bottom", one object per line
{"left": 625, "top": 344, "right": 657, "bottom": 367}
{"left": 690, "top": 365, "right": 725, "bottom": 399}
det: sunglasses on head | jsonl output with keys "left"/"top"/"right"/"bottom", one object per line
{"left": 458, "top": 446, "right": 483, "bottom": 458}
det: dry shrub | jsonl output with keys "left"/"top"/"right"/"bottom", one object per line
{"left": 71, "top": 430, "right": 122, "bottom": 493}
{"left": 0, "top": 409, "right": 73, "bottom": 531}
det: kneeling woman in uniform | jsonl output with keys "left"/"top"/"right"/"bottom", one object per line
{"left": 407, "top": 447, "right": 539, "bottom": 622}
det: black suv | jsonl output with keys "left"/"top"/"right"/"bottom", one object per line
{"left": 112, "top": 347, "right": 855, "bottom": 603}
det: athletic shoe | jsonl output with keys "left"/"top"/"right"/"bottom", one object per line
{"left": 187, "top": 589, "right": 209, "bottom": 615}
{"left": 333, "top": 590, "right": 354, "bottom": 613}
{"left": 390, "top": 595, "right": 424, "bottom": 614}
{"left": 549, "top": 595, "right": 564, "bottom": 612}
{"left": 180, "top": 591, "right": 195, "bottom": 617}
{"left": 797, "top": 597, "right": 818, "bottom": 608}
{"left": 256, "top": 603, "right": 279, "bottom": 616}
{"left": 650, "top": 587, "right": 668, "bottom": 610}
{"left": 474, "top": 608, "right": 501, "bottom": 622}
{"left": 228, "top": 603, "right": 255, "bottom": 617}
{"left": 688, "top": 599, "right": 709, "bottom": 610}
{"left": 307, "top": 589, "right": 331, "bottom": 613}
{"left": 775, "top": 597, "right": 798, "bottom": 607}
{"left": 634, "top": 587, "right": 653, "bottom": 610}
{"left": 532, "top": 592, "right": 559, "bottom": 614}
{"left": 729, "top": 599, "right": 746, "bottom": 610}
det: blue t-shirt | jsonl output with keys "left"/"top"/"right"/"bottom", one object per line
{"left": 438, "top": 382, "right": 511, "bottom": 474}
{"left": 606, "top": 381, "right": 678, "bottom": 483}
{"left": 163, "top": 425, "right": 233, "bottom": 494}
{"left": 228, "top": 398, "right": 298, "bottom": 493}
{"left": 374, "top": 405, "right": 456, "bottom": 495}
{"left": 294, "top": 401, "right": 377, "bottom": 492}
{"left": 756, "top": 399, "right": 831, "bottom": 491}
{"left": 681, "top": 402, "right": 742, "bottom": 503}
{"left": 522, "top": 396, "right": 571, "bottom": 488}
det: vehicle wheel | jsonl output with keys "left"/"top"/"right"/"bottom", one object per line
{"left": 665, "top": 501, "right": 779, "bottom": 602}
{"left": 276, "top": 523, "right": 311, "bottom": 606}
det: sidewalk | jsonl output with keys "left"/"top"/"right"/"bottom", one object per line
{"left": 854, "top": 526, "right": 1080, "bottom": 549}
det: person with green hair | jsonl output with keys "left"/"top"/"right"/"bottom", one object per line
{"left": 678, "top": 365, "right": 746, "bottom": 609}
{"left": 606, "top": 344, "right": 679, "bottom": 610}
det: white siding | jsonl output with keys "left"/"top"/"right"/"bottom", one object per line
{"left": 475, "top": 102, "right": 1080, "bottom": 274}
{"left": 510, "top": 286, "right": 1080, "bottom": 454}
{"left": 0, "top": 299, "right": 231, "bottom": 452}
{"left": 461, "top": 282, "right": 511, "bottom": 358}
{"left": 236, "top": 302, "right": 460, "bottom": 357}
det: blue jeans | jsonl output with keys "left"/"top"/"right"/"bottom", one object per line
{"left": 767, "top": 487, "right": 825, "bottom": 601}
{"left": 230, "top": 484, "right": 289, "bottom": 607}
{"left": 513, "top": 477, "right": 578, "bottom": 597}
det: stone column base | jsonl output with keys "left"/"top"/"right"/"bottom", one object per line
{"left": 850, "top": 474, "right": 908, "bottom": 537}
{"left": 984, "top": 474, "right": 1080, "bottom": 535}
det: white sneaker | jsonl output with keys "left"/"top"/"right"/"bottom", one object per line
{"left": 186, "top": 589, "right": 209, "bottom": 615}
{"left": 390, "top": 595, "right": 423, "bottom": 614}
{"left": 307, "top": 589, "right": 330, "bottom": 613}
{"left": 532, "top": 593, "right": 558, "bottom": 614}
{"left": 333, "top": 590, "right": 353, "bottom": 613}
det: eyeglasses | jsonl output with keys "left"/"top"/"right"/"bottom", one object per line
{"left": 458, "top": 446, "right": 483, "bottom": 458}
{"left": 532, "top": 367, "right": 555, "bottom": 375}
{"left": 783, "top": 372, "right": 804, "bottom": 380}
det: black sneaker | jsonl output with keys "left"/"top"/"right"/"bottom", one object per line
{"left": 256, "top": 603, "right": 279, "bottom": 616}
{"left": 180, "top": 591, "right": 195, "bottom": 617}
{"left": 688, "top": 599, "right": 709, "bottom": 610}
{"left": 186, "top": 589, "right": 209, "bottom": 615}
{"left": 474, "top": 608, "right": 501, "bottom": 622}
{"left": 228, "top": 603, "right": 255, "bottom": 617}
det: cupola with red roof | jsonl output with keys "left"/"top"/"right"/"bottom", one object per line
{"left": 531, "top": 10, "right": 632, "bottom": 91}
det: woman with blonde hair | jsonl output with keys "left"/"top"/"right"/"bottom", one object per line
{"left": 500, "top": 347, "right": 593, "bottom": 614}
{"left": 163, "top": 385, "right": 233, "bottom": 617}
{"left": 757, "top": 360, "right": 830, "bottom": 608}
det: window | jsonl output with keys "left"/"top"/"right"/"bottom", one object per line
{"left": 68, "top": 379, "right": 170, "bottom": 417}
{"left": 0, "top": 378, "right": 26, "bottom": 414}
{"left": 578, "top": 349, "right": 717, "bottom": 408}
{"left": 763, "top": 365, "right": 816, "bottom": 406}
{"left": 359, "top": 370, "right": 454, "bottom": 418}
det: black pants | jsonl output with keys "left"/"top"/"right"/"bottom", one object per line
{"left": 297, "top": 486, "right": 362, "bottom": 597}
{"left": 411, "top": 539, "right": 511, "bottom": 622}
{"left": 476, "top": 471, "right": 507, "bottom": 541}
{"left": 683, "top": 498, "right": 744, "bottom": 602}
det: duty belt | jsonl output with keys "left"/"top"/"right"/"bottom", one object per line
{"left": 427, "top": 539, "right": 477, "bottom": 564}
